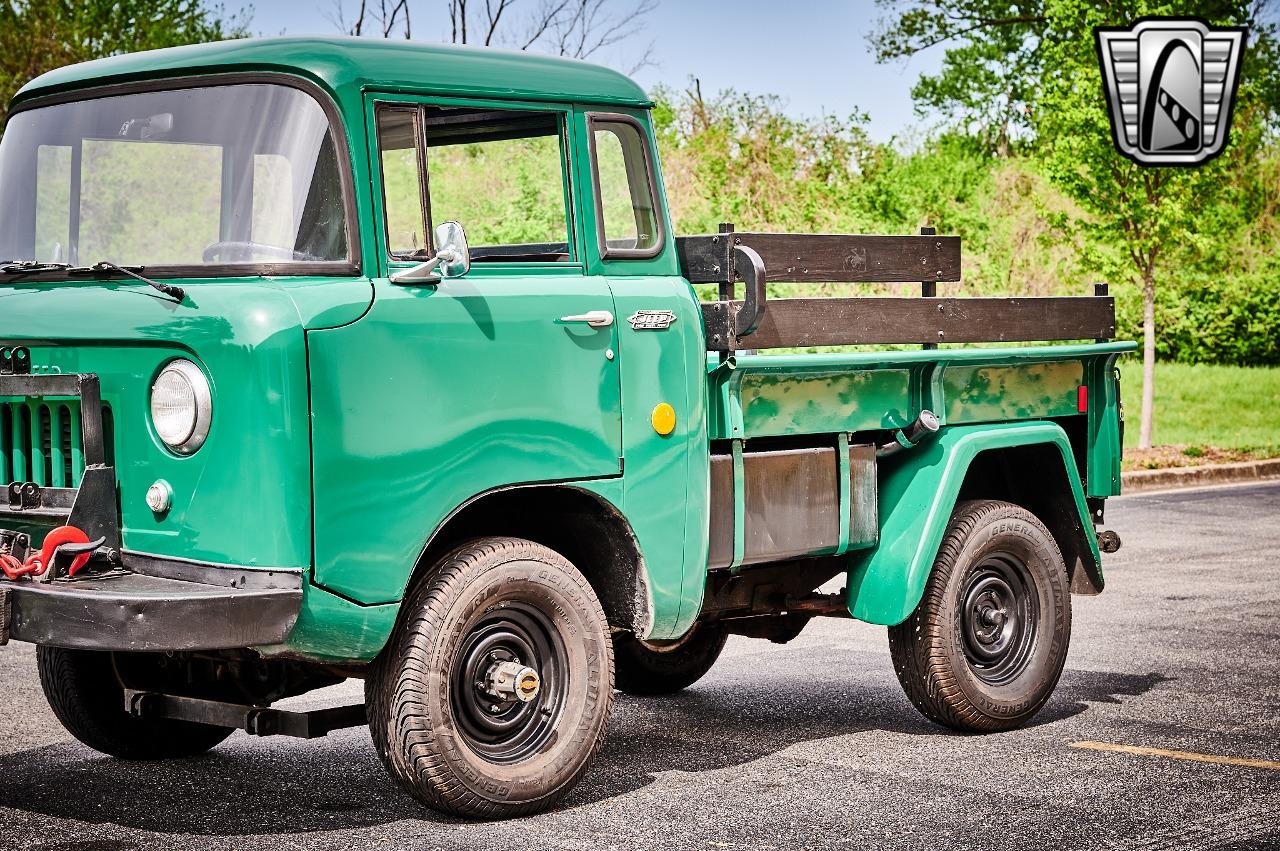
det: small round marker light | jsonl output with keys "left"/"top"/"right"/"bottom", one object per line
{"left": 146, "top": 480, "right": 173, "bottom": 514}
{"left": 651, "top": 402, "right": 677, "bottom": 436}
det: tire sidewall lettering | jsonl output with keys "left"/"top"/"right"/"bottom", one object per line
{"left": 394, "top": 544, "right": 612, "bottom": 808}
{"left": 898, "top": 502, "right": 1072, "bottom": 730}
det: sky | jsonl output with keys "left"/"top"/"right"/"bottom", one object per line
{"left": 249, "top": 0, "right": 944, "bottom": 142}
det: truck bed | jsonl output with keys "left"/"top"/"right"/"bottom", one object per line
{"left": 707, "top": 342, "right": 1133, "bottom": 442}
{"left": 702, "top": 342, "right": 1134, "bottom": 572}
{"left": 681, "top": 226, "right": 1132, "bottom": 574}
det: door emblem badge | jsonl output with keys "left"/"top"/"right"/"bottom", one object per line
{"left": 627, "top": 310, "right": 678, "bottom": 331}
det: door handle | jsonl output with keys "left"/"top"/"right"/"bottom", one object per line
{"left": 559, "top": 310, "right": 614, "bottom": 328}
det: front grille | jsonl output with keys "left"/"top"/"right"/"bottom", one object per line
{"left": 0, "top": 399, "right": 87, "bottom": 487}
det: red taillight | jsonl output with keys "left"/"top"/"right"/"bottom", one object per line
{"left": 1077, "top": 385, "right": 1089, "bottom": 413}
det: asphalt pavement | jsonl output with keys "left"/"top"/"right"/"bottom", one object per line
{"left": 3, "top": 481, "right": 1279, "bottom": 850}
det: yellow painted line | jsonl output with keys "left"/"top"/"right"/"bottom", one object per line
{"left": 1071, "top": 740, "right": 1280, "bottom": 771}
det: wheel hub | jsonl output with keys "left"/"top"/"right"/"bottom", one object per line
{"left": 959, "top": 555, "right": 1038, "bottom": 684}
{"left": 482, "top": 659, "right": 541, "bottom": 703}
{"left": 449, "top": 603, "right": 567, "bottom": 764}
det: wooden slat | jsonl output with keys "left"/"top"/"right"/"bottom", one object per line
{"left": 702, "top": 296, "right": 1116, "bottom": 350}
{"left": 677, "top": 232, "right": 962, "bottom": 284}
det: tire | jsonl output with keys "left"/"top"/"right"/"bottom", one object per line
{"left": 37, "top": 646, "right": 234, "bottom": 759}
{"left": 366, "top": 537, "right": 614, "bottom": 819}
{"left": 888, "top": 499, "right": 1071, "bottom": 733}
{"left": 614, "top": 621, "right": 728, "bottom": 695}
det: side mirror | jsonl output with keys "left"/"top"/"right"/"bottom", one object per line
{"left": 391, "top": 221, "right": 470, "bottom": 285}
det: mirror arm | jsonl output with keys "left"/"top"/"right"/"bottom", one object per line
{"left": 389, "top": 222, "right": 470, "bottom": 285}
{"left": 390, "top": 253, "right": 445, "bottom": 286}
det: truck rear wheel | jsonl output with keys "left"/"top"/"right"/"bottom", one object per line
{"left": 888, "top": 499, "right": 1071, "bottom": 733}
{"left": 613, "top": 622, "right": 728, "bottom": 695}
{"left": 37, "top": 646, "right": 234, "bottom": 759}
{"left": 366, "top": 537, "right": 614, "bottom": 819}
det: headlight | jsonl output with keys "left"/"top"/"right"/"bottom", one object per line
{"left": 150, "top": 359, "right": 212, "bottom": 455}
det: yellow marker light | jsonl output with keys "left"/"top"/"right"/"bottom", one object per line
{"left": 651, "top": 402, "right": 677, "bottom": 436}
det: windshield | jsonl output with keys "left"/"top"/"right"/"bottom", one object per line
{"left": 0, "top": 83, "right": 351, "bottom": 270}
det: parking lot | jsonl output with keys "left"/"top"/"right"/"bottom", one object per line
{"left": 3, "top": 481, "right": 1279, "bottom": 850}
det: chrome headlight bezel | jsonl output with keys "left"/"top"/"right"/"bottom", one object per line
{"left": 149, "top": 359, "right": 212, "bottom": 455}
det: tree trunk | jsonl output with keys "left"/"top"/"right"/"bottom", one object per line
{"left": 1138, "top": 266, "right": 1156, "bottom": 449}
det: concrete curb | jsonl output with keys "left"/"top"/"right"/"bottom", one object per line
{"left": 1122, "top": 458, "right": 1280, "bottom": 494}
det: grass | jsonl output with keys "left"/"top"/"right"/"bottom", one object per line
{"left": 1117, "top": 360, "right": 1280, "bottom": 467}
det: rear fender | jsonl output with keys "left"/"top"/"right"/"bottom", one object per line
{"left": 846, "top": 421, "right": 1099, "bottom": 626}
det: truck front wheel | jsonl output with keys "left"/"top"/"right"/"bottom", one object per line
{"left": 37, "top": 647, "right": 234, "bottom": 759}
{"left": 366, "top": 537, "right": 614, "bottom": 819}
{"left": 613, "top": 622, "right": 728, "bottom": 695}
{"left": 888, "top": 499, "right": 1071, "bottom": 733}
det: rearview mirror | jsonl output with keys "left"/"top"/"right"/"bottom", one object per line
{"left": 391, "top": 221, "right": 470, "bottom": 285}
{"left": 140, "top": 113, "right": 173, "bottom": 140}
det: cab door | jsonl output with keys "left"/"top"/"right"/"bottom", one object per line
{"left": 574, "top": 108, "right": 711, "bottom": 639}
{"left": 307, "top": 95, "right": 621, "bottom": 603}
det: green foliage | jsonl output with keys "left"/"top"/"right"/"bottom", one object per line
{"left": 651, "top": 84, "right": 874, "bottom": 235}
{"left": 378, "top": 131, "right": 571, "bottom": 253}
{"left": 430, "top": 136, "right": 569, "bottom": 247}
{"left": 1034, "top": 4, "right": 1257, "bottom": 266}
{"left": 870, "top": 1, "right": 1046, "bottom": 154}
{"left": 0, "top": 0, "right": 250, "bottom": 126}
{"left": 654, "top": 84, "right": 1094, "bottom": 297}
{"left": 1032, "top": 3, "right": 1280, "bottom": 367}
{"left": 864, "top": 1, "right": 1280, "bottom": 379}
{"left": 654, "top": 70, "right": 1280, "bottom": 368}
{"left": 76, "top": 138, "right": 222, "bottom": 263}
{"left": 1146, "top": 271, "right": 1280, "bottom": 366}
{"left": 380, "top": 145, "right": 424, "bottom": 254}
{"left": 1118, "top": 361, "right": 1280, "bottom": 451}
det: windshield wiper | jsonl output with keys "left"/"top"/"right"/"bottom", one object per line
{"left": 1, "top": 260, "right": 186, "bottom": 303}
{"left": 69, "top": 261, "right": 186, "bottom": 303}
{"left": 0, "top": 260, "right": 72, "bottom": 277}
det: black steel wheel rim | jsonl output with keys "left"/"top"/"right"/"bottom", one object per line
{"left": 959, "top": 553, "right": 1039, "bottom": 685}
{"left": 449, "top": 601, "right": 568, "bottom": 764}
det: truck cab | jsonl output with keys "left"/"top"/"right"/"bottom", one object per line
{"left": 0, "top": 38, "right": 1131, "bottom": 819}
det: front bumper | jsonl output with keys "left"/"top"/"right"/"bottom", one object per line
{"left": 1, "top": 552, "right": 303, "bottom": 651}
{"left": 1, "top": 360, "right": 302, "bottom": 651}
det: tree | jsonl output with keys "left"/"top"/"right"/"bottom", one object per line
{"left": 332, "top": 0, "right": 412, "bottom": 37}
{"left": 872, "top": 1, "right": 1279, "bottom": 448}
{"left": 331, "top": 0, "right": 656, "bottom": 72}
{"left": 870, "top": 1, "right": 1045, "bottom": 156}
{"left": 0, "top": 0, "right": 250, "bottom": 127}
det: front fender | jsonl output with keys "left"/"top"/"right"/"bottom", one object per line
{"left": 845, "top": 421, "right": 1098, "bottom": 626}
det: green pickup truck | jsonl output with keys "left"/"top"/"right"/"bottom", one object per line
{"left": 0, "top": 38, "right": 1132, "bottom": 819}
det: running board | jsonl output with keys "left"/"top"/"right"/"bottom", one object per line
{"left": 124, "top": 689, "right": 366, "bottom": 739}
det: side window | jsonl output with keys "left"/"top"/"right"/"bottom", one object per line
{"left": 374, "top": 103, "right": 574, "bottom": 263}
{"left": 377, "top": 108, "right": 428, "bottom": 258}
{"left": 589, "top": 116, "right": 662, "bottom": 258}
{"left": 425, "top": 107, "right": 572, "bottom": 261}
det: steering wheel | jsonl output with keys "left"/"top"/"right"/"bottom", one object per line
{"left": 202, "top": 241, "right": 325, "bottom": 263}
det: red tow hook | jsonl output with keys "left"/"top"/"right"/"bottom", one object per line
{"left": 0, "top": 525, "right": 98, "bottom": 580}
{"left": 0, "top": 553, "right": 28, "bottom": 580}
